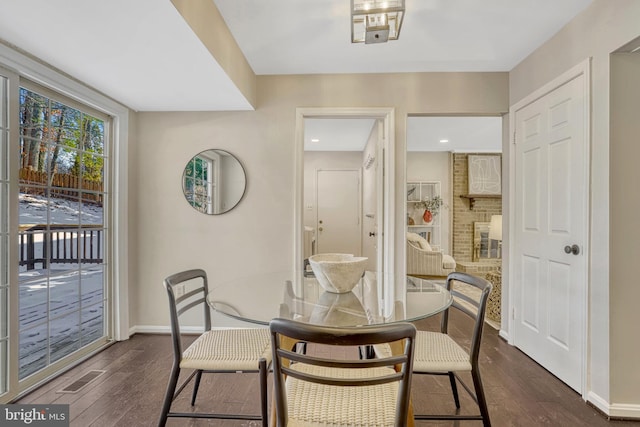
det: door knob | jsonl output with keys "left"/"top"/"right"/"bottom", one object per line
{"left": 564, "top": 244, "right": 580, "bottom": 255}
{"left": 319, "top": 227, "right": 323, "bottom": 232}
{"left": 369, "top": 232, "right": 376, "bottom": 237}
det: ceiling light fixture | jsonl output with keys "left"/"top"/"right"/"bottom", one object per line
{"left": 439, "top": 139, "right": 449, "bottom": 143}
{"left": 311, "top": 138, "right": 320, "bottom": 143}
{"left": 351, "top": 0, "right": 405, "bottom": 44}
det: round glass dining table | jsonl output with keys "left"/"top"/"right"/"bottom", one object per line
{"left": 207, "top": 271, "right": 453, "bottom": 327}
{"left": 208, "top": 271, "right": 451, "bottom": 427}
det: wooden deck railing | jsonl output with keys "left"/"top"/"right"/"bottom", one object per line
{"left": 19, "top": 224, "right": 103, "bottom": 270}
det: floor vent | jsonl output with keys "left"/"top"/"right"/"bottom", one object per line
{"left": 58, "top": 370, "right": 106, "bottom": 393}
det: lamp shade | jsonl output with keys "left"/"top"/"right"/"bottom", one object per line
{"left": 489, "top": 215, "right": 502, "bottom": 241}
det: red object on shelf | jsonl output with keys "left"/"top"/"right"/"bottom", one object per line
{"left": 422, "top": 210, "right": 433, "bottom": 223}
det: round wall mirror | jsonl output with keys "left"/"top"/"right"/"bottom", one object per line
{"left": 182, "top": 149, "right": 247, "bottom": 215}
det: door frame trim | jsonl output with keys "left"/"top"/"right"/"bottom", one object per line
{"left": 294, "top": 107, "right": 395, "bottom": 274}
{"left": 508, "top": 58, "right": 591, "bottom": 398}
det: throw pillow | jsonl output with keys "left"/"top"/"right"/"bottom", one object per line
{"left": 406, "top": 232, "right": 432, "bottom": 251}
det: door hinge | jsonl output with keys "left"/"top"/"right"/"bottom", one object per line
{"left": 512, "top": 307, "right": 516, "bottom": 320}
{"left": 513, "top": 131, "right": 516, "bottom": 144}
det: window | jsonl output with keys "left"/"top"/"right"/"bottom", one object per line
{"left": 183, "top": 153, "right": 218, "bottom": 214}
{"left": 17, "top": 85, "right": 109, "bottom": 379}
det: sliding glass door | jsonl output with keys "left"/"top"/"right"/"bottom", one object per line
{"left": 17, "top": 83, "right": 110, "bottom": 383}
{"left": 0, "top": 72, "right": 114, "bottom": 402}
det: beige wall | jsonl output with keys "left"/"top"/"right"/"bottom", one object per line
{"left": 610, "top": 52, "right": 640, "bottom": 407}
{"left": 509, "top": 0, "right": 640, "bottom": 411}
{"left": 131, "top": 72, "right": 508, "bottom": 328}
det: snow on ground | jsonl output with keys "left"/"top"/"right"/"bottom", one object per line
{"left": 18, "top": 192, "right": 105, "bottom": 379}
{"left": 20, "top": 193, "right": 103, "bottom": 225}
{"left": 18, "top": 267, "right": 104, "bottom": 378}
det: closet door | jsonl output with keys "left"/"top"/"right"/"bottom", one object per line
{"left": 513, "top": 70, "right": 588, "bottom": 393}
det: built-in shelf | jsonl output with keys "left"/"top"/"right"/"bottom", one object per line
{"left": 460, "top": 194, "right": 502, "bottom": 209}
{"left": 407, "top": 181, "right": 441, "bottom": 246}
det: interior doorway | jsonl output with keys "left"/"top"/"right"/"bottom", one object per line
{"left": 405, "top": 115, "right": 503, "bottom": 268}
{"left": 294, "top": 108, "right": 394, "bottom": 275}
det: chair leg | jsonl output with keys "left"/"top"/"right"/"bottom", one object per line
{"left": 158, "top": 365, "right": 180, "bottom": 427}
{"left": 448, "top": 371, "right": 461, "bottom": 408}
{"left": 471, "top": 369, "right": 491, "bottom": 427}
{"left": 295, "top": 342, "right": 307, "bottom": 354}
{"left": 259, "top": 359, "right": 268, "bottom": 426}
{"left": 191, "top": 370, "right": 203, "bottom": 406}
{"left": 358, "top": 345, "right": 376, "bottom": 359}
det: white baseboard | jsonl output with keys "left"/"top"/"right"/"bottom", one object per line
{"left": 588, "top": 391, "right": 640, "bottom": 419}
{"left": 609, "top": 403, "right": 640, "bottom": 419}
{"left": 588, "top": 391, "right": 611, "bottom": 415}
{"left": 130, "top": 325, "right": 168, "bottom": 335}
{"left": 129, "top": 325, "right": 266, "bottom": 336}
{"left": 498, "top": 328, "right": 510, "bottom": 341}
{"left": 130, "top": 325, "right": 199, "bottom": 335}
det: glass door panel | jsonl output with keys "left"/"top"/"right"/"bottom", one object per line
{"left": 17, "top": 86, "right": 108, "bottom": 382}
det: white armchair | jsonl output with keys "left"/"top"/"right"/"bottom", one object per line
{"left": 406, "top": 232, "right": 456, "bottom": 278}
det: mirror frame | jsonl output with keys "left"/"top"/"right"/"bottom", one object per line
{"left": 182, "top": 149, "right": 247, "bottom": 215}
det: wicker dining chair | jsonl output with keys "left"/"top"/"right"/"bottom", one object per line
{"left": 412, "top": 271, "right": 493, "bottom": 426}
{"left": 269, "top": 318, "right": 416, "bottom": 427}
{"left": 158, "top": 269, "right": 271, "bottom": 426}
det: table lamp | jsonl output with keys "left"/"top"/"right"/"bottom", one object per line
{"left": 489, "top": 214, "right": 502, "bottom": 259}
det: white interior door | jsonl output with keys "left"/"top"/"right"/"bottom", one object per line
{"left": 361, "top": 120, "right": 383, "bottom": 271}
{"left": 375, "top": 120, "right": 384, "bottom": 272}
{"left": 513, "top": 72, "right": 588, "bottom": 392}
{"left": 316, "top": 169, "right": 361, "bottom": 255}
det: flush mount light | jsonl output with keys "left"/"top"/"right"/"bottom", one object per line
{"left": 351, "top": 0, "right": 405, "bottom": 44}
{"left": 311, "top": 138, "right": 320, "bottom": 143}
{"left": 439, "top": 139, "right": 449, "bottom": 143}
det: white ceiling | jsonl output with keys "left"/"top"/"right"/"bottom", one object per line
{"left": 406, "top": 116, "right": 502, "bottom": 152}
{"left": 214, "top": 0, "right": 593, "bottom": 75}
{"left": 304, "top": 116, "right": 503, "bottom": 152}
{"left": 0, "top": 0, "right": 593, "bottom": 111}
{"left": 0, "top": 1, "right": 588, "bottom": 153}
{"left": 305, "top": 118, "right": 377, "bottom": 151}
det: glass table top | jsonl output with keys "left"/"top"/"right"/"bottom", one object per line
{"left": 207, "top": 271, "right": 452, "bottom": 327}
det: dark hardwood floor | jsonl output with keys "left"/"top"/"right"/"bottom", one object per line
{"left": 17, "top": 312, "right": 640, "bottom": 426}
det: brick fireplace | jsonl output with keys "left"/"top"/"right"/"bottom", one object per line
{"left": 452, "top": 153, "right": 502, "bottom": 266}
